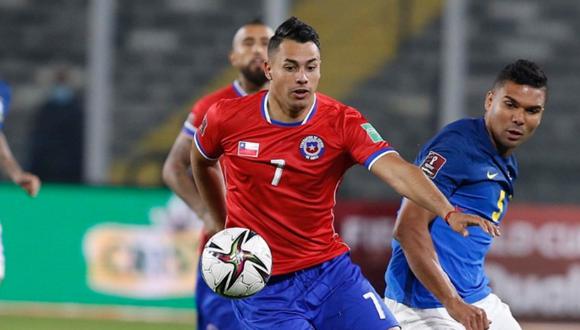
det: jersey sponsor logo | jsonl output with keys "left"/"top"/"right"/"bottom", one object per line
{"left": 238, "top": 141, "right": 260, "bottom": 157}
{"left": 487, "top": 170, "right": 499, "bottom": 180}
{"left": 420, "top": 151, "right": 446, "bottom": 179}
{"left": 300, "top": 135, "right": 325, "bottom": 160}
{"left": 361, "top": 123, "right": 384, "bottom": 143}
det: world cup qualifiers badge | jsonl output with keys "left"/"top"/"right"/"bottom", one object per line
{"left": 300, "top": 135, "right": 325, "bottom": 160}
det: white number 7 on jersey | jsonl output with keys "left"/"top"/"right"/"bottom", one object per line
{"left": 270, "top": 159, "right": 285, "bottom": 186}
{"left": 363, "top": 292, "right": 386, "bottom": 319}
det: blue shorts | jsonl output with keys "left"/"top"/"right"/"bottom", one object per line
{"left": 195, "top": 261, "right": 238, "bottom": 330}
{"left": 231, "top": 253, "right": 399, "bottom": 330}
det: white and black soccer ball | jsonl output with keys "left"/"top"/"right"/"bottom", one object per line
{"left": 201, "top": 227, "right": 272, "bottom": 298}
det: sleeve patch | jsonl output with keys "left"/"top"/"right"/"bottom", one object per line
{"left": 420, "top": 151, "right": 447, "bottom": 179}
{"left": 361, "top": 123, "right": 384, "bottom": 143}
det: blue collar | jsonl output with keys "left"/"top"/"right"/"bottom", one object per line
{"left": 260, "top": 92, "right": 318, "bottom": 127}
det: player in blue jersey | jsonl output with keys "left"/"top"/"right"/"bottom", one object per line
{"left": 384, "top": 59, "right": 547, "bottom": 330}
{"left": 0, "top": 80, "right": 41, "bottom": 283}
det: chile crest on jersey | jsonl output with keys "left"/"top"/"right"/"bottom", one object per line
{"left": 299, "top": 135, "right": 325, "bottom": 160}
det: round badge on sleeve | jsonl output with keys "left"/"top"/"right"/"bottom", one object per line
{"left": 300, "top": 135, "right": 325, "bottom": 160}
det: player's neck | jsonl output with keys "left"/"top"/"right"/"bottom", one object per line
{"left": 267, "top": 93, "right": 314, "bottom": 123}
{"left": 497, "top": 145, "right": 513, "bottom": 157}
{"left": 237, "top": 76, "right": 267, "bottom": 94}
{"left": 485, "top": 124, "right": 514, "bottom": 157}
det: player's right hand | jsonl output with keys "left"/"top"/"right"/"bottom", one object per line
{"left": 446, "top": 212, "right": 501, "bottom": 238}
{"left": 201, "top": 212, "right": 224, "bottom": 237}
{"left": 13, "top": 172, "right": 41, "bottom": 197}
{"left": 446, "top": 298, "right": 491, "bottom": 330}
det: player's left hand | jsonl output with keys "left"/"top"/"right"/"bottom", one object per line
{"left": 14, "top": 172, "right": 41, "bottom": 197}
{"left": 446, "top": 298, "right": 491, "bottom": 330}
{"left": 447, "top": 212, "right": 500, "bottom": 238}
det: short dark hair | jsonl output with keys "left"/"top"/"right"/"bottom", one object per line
{"left": 268, "top": 17, "right": 320, "bottom": 55}
{"left": 244, "top": 18, "right": 266, "bottom": 26}
{"left": 494, "top": 59, "right": 548, "bottom": 89}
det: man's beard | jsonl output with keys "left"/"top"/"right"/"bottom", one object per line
{"left": 241, "top": 66, "right": 268, "bottom": 87}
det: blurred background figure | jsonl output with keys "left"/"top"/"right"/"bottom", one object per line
{"left": 29, "top": 66, "right": 84, "bottom": 183}
{"left": 0, "top": 78, "right": 41, "bottom": 284}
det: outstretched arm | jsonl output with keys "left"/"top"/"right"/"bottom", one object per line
{"left": 0, "top": 133, "right": 40, "bottom": 197}
{"left": 394, "top": 198, "right": 491, "bottom": 330}
{"left": 370, "top": 153, "right": 500, "bottom": 237}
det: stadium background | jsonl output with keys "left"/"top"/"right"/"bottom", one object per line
{"left": 0, "top": 0, "right": 579, "bottom": 329}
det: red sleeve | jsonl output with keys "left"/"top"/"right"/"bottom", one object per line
{"left": 182, "top": 99, "right": 209, "bottom": 138}
{"left": 191, "top": 98, "right": 212, "bottom": 128}
{"left": 342, "top": 107, "right": 397, "bottom": 170}
{"left": 193, "top": 102, "right": 224, "bottom": 161}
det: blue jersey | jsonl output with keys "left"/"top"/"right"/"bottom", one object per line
{"left": 385, "top": 117, "right": 518, "bottom": 308}
{"left": 0, "top": 81, "right": 12, "bottom": 130}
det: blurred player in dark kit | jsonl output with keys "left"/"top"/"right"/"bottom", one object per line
{"left": 0, "top": 80, "right": 41, "bottom": 284}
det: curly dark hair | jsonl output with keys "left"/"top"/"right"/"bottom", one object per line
{"left": 494, "top": 59, "right": 548, "bottom": 89}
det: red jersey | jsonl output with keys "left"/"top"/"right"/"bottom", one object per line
{"left": 194, "top": 91, "right": 396, "bottom": 275}
{"left": 181, "top": 81, "right": 247, "bottom": 138}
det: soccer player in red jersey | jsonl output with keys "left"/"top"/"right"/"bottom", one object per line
{"left": 192, "top": 17, "right": 498, "bottom": 330}
{"left": 162, "top": 20, "right": 273, "bottom": 330}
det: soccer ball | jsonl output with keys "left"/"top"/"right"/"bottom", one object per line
{"left": 201, "top": 227, "right": 272, "bottom": 298}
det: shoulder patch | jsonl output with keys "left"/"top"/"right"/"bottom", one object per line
{"left": 361, "top": 123, "right": 384, "bottom": 143}
{"left": 420, "top": 151, "right": 447, "bottom": 179}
